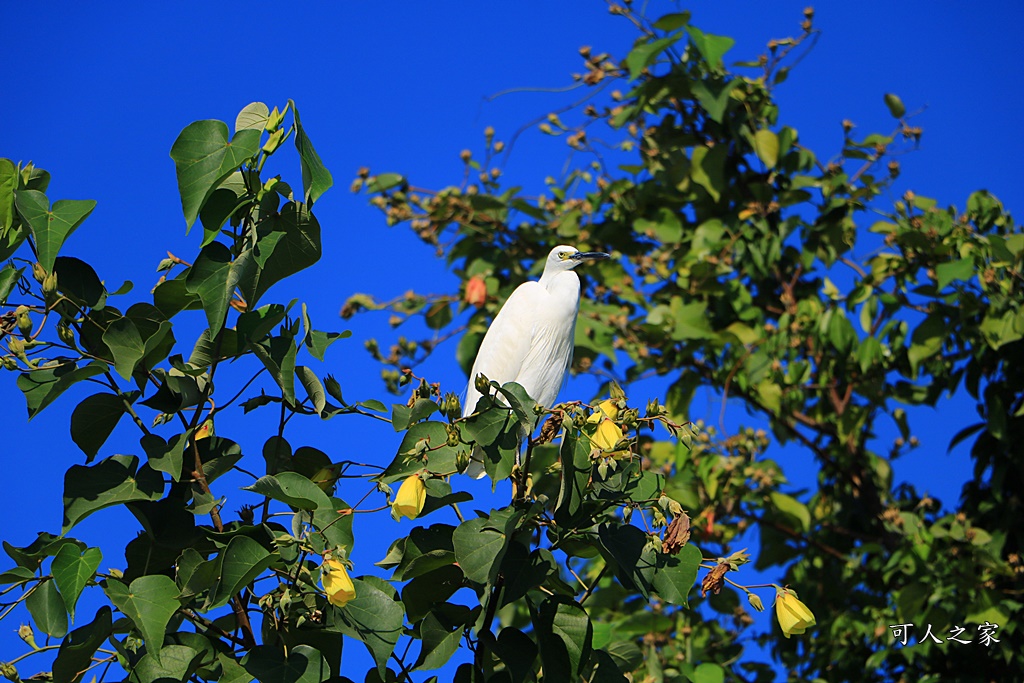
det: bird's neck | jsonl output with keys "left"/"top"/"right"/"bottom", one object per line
{"left": 540, "top": 269, "right": 580, "bottom": 300}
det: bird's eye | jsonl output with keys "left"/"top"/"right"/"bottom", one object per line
{"left": 558, "top": 252, "right": 568, "bottom": 260}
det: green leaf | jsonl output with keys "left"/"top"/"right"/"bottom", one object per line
{"left": 492, "top": 627, "right": 538, "bottom": 683}
{"left": 129, "top": 644, "right": 203, "bottom": 682}
{"left": 335, "top": 578, "right": 405, "bottom": 675}
{"left": 140, "top": 432, "right": 187, "bottom": 481}
{"left": 242, "top": 644, "right": 332, "bottom": 683}
{"left": 652, "top": 12, "right": 690, "bottom": 31}
{"left": 27, "top": 578, "right": 68, "bottom": 638}
{"left": 365, "top": 173, "right": 404, "bottom": 193}
{"left": 0, "top": 158, "right": 16, "bottom": 230}
{"left": 106, "top": 574, "right": 180, "bottom": 662}
{"left": 252, "top": 333, "right": 299, "bottom": 404}
{"left": 908, "top": 314, "right": 945, "bottom": 375}
{"left": 534, "top": 596, "right": 592, "bottom": 681}
{"left": 0, "top": 264, "right": 24, "bottom": 304}
{"left": 13, "top": 190, "right": 96, "bottom": 272}
{"left": 235, "top": 102, "right": 270, "bottom": 132}
{"left": 290, "top": 100, "right": 333, "bottom": 205}
{"left": 415, "top": 612, "right": 462, "bottom": 671}
{"left": 935, "top": 258, "right": 974, "bottom": 289}
{"left": 634, "top": 207, "right": 683, "bottom": 243}
{"left": 52, "top": 606, "right": 113, "bottom": 683}
{"left": 238, "top": 202, "right": 322, "bottom": 307}
{"left": 63, "top": 454, "right": 164, "bottom": 532}
{"left": 400, "top": 565, "right": 463, "bottom": 623}
{"left": 624, "top": 33, "right": 682, "bottom": 80}
{"left": 243, "top": 473, "right": 352, "bottom": 550}
{"left": 692, "top": 662, "right": 726, "bottom": 683}
{"left": 296, "top": 366, "right": 327, "bottom": 414}
{"left": 690, "top": 145, "right": 727, "bottom": 202}
{"left": 453, "top": 515, "right": 509, "bottom": 584}
{"left": 379, "top": 524, "right": 457, "bottom": 581}
{"left": 685, "top": 26, "right": 735, "bottom": 70}
{"left": 883, "top": 93, "right": 906, "bottom": 118}
{"left": 753, "top": 129, "right": 779, "bottom": 168}
{"left": 379, "top": 422, "right": 459, "bottom": 484}
{"left": 54, "top": 256, "right": 107, "bottom": 309}
{"left": 51, "top": 545, "right": 102, "bottom": 620}
{"left": 245, "top": 472, "right": 327, "bottom": 510}
{"left": 169, "top": 120, "right": 261, "bottom": 229}
{"left": 101, "top": 318, "right": 146, "bottom": 380}
{"left": 17, "top": 360, "right": 107, "bottom": 419}
{"left": 186, "top": 241, "right": 248, "bottom": 338}
{"left": 597, "top": 523, "right": 652, "bottom": 599}
{"left": 208, "top": 536, "right": 274, "bottom": 609}
{"left": 652, "top": 544, "right": 702, "bottom": 606}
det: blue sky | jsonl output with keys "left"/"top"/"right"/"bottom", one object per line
{"left": 3, "top": 1, "right": 1023, "bottom": 678}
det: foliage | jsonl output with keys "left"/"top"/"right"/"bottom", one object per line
{"left": 1, "top": 98, "right": 709, "bottom": 682}
{"left": 347, "top": 4, "right": 1024, "bottom": 682}
{"left": 2, "top": 4, "right": 1022, "bottom": 683}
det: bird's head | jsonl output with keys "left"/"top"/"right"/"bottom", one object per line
{"left": 544, "top": 245, "right": 610, "bottom": 273}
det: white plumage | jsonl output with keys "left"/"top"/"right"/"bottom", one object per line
{"left": 463, "top": 245, "right": 609, "bottom": 478}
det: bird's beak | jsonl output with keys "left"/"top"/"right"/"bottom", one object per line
{"left": 571, "top": 251, "right": 610, "bottom": 262}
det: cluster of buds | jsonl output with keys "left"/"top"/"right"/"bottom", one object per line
{"left": 439, "top": 393, "right": 462, "bottom": 421}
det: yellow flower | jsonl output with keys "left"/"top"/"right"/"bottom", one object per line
{"left": 586, "top": 399, "right": 621, "bottom": 424}
{"left": 774, "top": 587, "right": 815, "bottom": 638}
{"left": 591, "top": 418, "right": 623, "bottom": 451}
{"left": 322, "top": 559, "right": 356, "bottom": 607}
{"left": 392, "top": 475, "right": 426, "bottom": 520}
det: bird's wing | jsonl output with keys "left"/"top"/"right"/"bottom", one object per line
{"left": 463, "top": 281, "right": 544, "bottom": 417}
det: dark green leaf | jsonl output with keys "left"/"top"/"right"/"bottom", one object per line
{"left": 27, "top": 578, "right": 68, "bottom": 638}
{"left": 186, "top": 241, "right": 242, "bottom": 338}
{"left": 238, "top": 202, "right": 321, "bottom": 307}
{"left": 0, "top": 264, "right": 25, "bottom": 304}
{"left": 169, "top": 120, "right": 260, "bottom": 229}
{"left": 51, "top": 544, "right": 102, "bottom": 620}
{"left": 106, "top": 575, "right": 180, "bottom": 662}
{"left": 290, "top": 101, "right": 333, "bottom": 205}
{"left": 534, "top": 596, "right": 592, "bottom": 681}
{"left": 453, "top": 515, "right": 509, "bottom": 584}
{"left": 54, "top": 256, "right": 107, "bottom": 309}
{"left": 251, "top": 334, "right": 298, "bottom": 405}
{"left": 379, "top": 422, "right": 459, "bottom": 484}
{"left": 18, "top": 360, "right": 108, "bottom": 419}
{"left": 208, "top": 536, "right": 274, "bottom": 609}
{"left": 334, "top": 578, "right": 405, "bottom": 675}
{"left": 63, "top": 454, "right": 164, "bottom": 532}
{"left": 652, "top": 544, "right": 701, "bottom": 606}
{"left": 242, "top": 644, "right": 331, "bottom": 683}
{"left": 0, "top": 158, "right": 16, "bottom": 230}
{"left": 102, "top": 318, "right": 146, "bottom": 380}
{"left": 492, "top": 627, "right": 537, "bottom": 683}
{"left": 13, "top": 190, "right": 96, "bottom": 272}
{"left": 415, "top": 612, "right": 462, "bottom": 671}
{"left": 52, "top": 606, "right": 113, "bottom": 683}
{"left": 129, "top": 644, "right": 203, "bottom": 682}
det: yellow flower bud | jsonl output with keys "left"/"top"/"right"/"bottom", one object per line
{"left": 774, "top": 587, "right": 815, "bottom": 638}
{"left": 392, "top": 475, "right": 426, "bottom": 521}
{"left": 321, "top": 558, "right": 356, "bottom": 608}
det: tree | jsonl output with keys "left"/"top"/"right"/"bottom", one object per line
{"left": 349, "top": 4, "right": 1023, "bottom": 682}
{"left": 1, "top": 6, "right": 1020, "bottom": 683}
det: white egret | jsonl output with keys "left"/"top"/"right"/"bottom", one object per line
{"left": 463, "top": 245, "right": 610, "bottom": 478}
